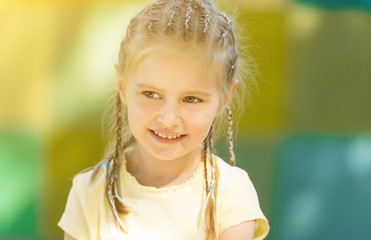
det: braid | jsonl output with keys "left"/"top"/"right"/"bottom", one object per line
{"left": 199, "top": 2, "right": 210, "bottom": 40}
{"left": 145, "top": 0, "right": 168, "bottom": 34}
{"left": 226, "top": 105, "right": 236, "bottom": 165}
{"left": 145, "top": 2, "right": 154, "bottom": 32}
{"left": 104, "top": 93, "right": 135, "bottom": 232}
{"left": 202, "top": 123, "right": 217, "bottom": 240}
{"left": 165, "top": 0, "right": 181, "bottom": 34}
{"left": 127, "top": 15, "right": 139, "bottom": 40}
{"left": 203, "top": 122, "right": 214, "bottom": 195}
{"left": 183, "top": 2, "right": 195, "bottom": 39}
{"left": 218, "top": 12, "right": 233, "bottom": 46}
{"left": 216, "top": 11, "right": 238, "bottom": 85}
{"left": 105, "top": 93, "right": 123, "bottom": 197}
{"left": 226, "top": 54, "right": 238, "bottom": 83}
{"left": 203, "top": 138, "right": 209, "bottom": 195}
{"left": 114, "top": 92, "right": 123, "bottom": 155}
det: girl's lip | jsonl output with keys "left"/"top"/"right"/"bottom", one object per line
{"left": 150, "top": 129, "right": 185, "bottom": 137}
{"left": 149, "top": 129, "right": 186, "bottom": 144}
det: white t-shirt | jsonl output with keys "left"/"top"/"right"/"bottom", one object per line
{"left": 58, "top": 153, "right": 269, "bottom": 239}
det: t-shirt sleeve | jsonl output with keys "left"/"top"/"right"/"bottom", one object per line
{"left": 58, "top": 175, "right": 90, "bottom": 240}
{"left": 217, "top": 168, "right": 270, "bottom": 240}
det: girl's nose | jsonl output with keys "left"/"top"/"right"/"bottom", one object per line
{"left": 157, "top": 101, "right": 181, "bottom": 127}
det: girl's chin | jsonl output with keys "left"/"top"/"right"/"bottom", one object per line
{"left": 139, "top": 144, "right": 194, "bottom": 162}
{"left": 144, "top": 144, "right": 203, "bottom": 162}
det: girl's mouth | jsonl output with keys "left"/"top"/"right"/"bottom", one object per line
{"left": 149, "top": 129, "right": 186, "bottom": 143}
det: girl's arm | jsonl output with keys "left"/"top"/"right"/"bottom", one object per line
{"left": 64, "top": 232, "right": 77, "bottom": 240}
{"left": 219, "top": 220, "right": 256, "bottom": 240}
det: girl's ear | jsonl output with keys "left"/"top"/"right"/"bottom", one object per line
{"left": 114, "top": 64, "right": 127, "bottom": 104}
{"left": 216, "top": 80, "right": 238, "bottom": 116}
{"left": 225, "top": 80, "right": 238, "bottom": 105}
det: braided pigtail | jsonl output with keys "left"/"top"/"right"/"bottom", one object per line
{"left": 202, "top": 123, "right": 217, "bottom": 240}
{"left": 226, "top": 105, "right": 236, "bottom": 166}
{"left": 105, "top": 92, "right": 135, "bottom": 232}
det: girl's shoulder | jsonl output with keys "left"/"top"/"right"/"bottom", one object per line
{"left": 213, "top": 154, "right": 261, "bottom": 209}
{"left": 213, "top": 155, "right": 270, "bottom": 238}
{"left": 59, "top": 163, "right": 109, "bottom": 239}
{"left": 214, "top": 155, "right": 252, "bottom": 186}
{"left": 71, "top": 162, "right": 108, "bottom": 198}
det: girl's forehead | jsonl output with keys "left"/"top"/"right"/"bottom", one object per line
{"left": 141, "top": 50, "right": 207, "bottom": 68}
{"left": 129, "top": 52, "right": 221, "bottom": 90}
{"left": 139, "top": 52, "right": 206, "bottom": 74}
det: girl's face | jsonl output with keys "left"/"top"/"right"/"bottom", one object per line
{"left": 120, "top": 52, "right": 224, "bottom": 161}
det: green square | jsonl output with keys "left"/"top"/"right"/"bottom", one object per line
{"left": 0, "top": 131, "right": 40, "bottom": 237}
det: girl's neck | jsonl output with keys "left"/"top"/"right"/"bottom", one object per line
{"left": 125, "top": 144, "right": 202, "bottom": 188}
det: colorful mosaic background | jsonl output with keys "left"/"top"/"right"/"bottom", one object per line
{"left": 1, "top": 0, "right": 370, "bottom": 239}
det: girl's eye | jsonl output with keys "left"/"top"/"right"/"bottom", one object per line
{"left": 143, "top": 91, "right": 160, "bottom": 99}
{"left": 184, "top": 96, "right": 201, "bottom": 103}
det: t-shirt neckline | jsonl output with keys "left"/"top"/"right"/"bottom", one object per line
{"left": 120, "top": 146, "right": 205, "bottom": 194}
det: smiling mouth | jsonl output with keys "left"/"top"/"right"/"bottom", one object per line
{"left": 152, "top": 130, "right": 183, "bottom": 139}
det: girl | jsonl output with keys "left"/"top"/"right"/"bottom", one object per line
{"left": 58, "top": 0, "right": 269, "bottom": 239}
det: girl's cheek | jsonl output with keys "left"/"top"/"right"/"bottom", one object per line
{"left": 183, "top": 108, "right": 216, "bottom": 128}
{"left": 132, "top": 98, "right": 161, "bottom": 115}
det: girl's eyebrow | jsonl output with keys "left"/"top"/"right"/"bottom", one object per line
{"left": 135, "top": 83, "right": 162, "bottom": 92}
{"left": 135, "top": 83, "right": 212, "bottom": 97}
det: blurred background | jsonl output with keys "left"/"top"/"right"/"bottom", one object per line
{"left": 1, "top": 0, "right": 371, "bottom": 239}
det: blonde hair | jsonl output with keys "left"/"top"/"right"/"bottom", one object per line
{"left": 91, "top": 0, "right": 256, "bottom": 239}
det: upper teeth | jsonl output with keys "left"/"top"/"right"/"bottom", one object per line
{"left": 154, "top": 131, "right": 181, "bottom": 139}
